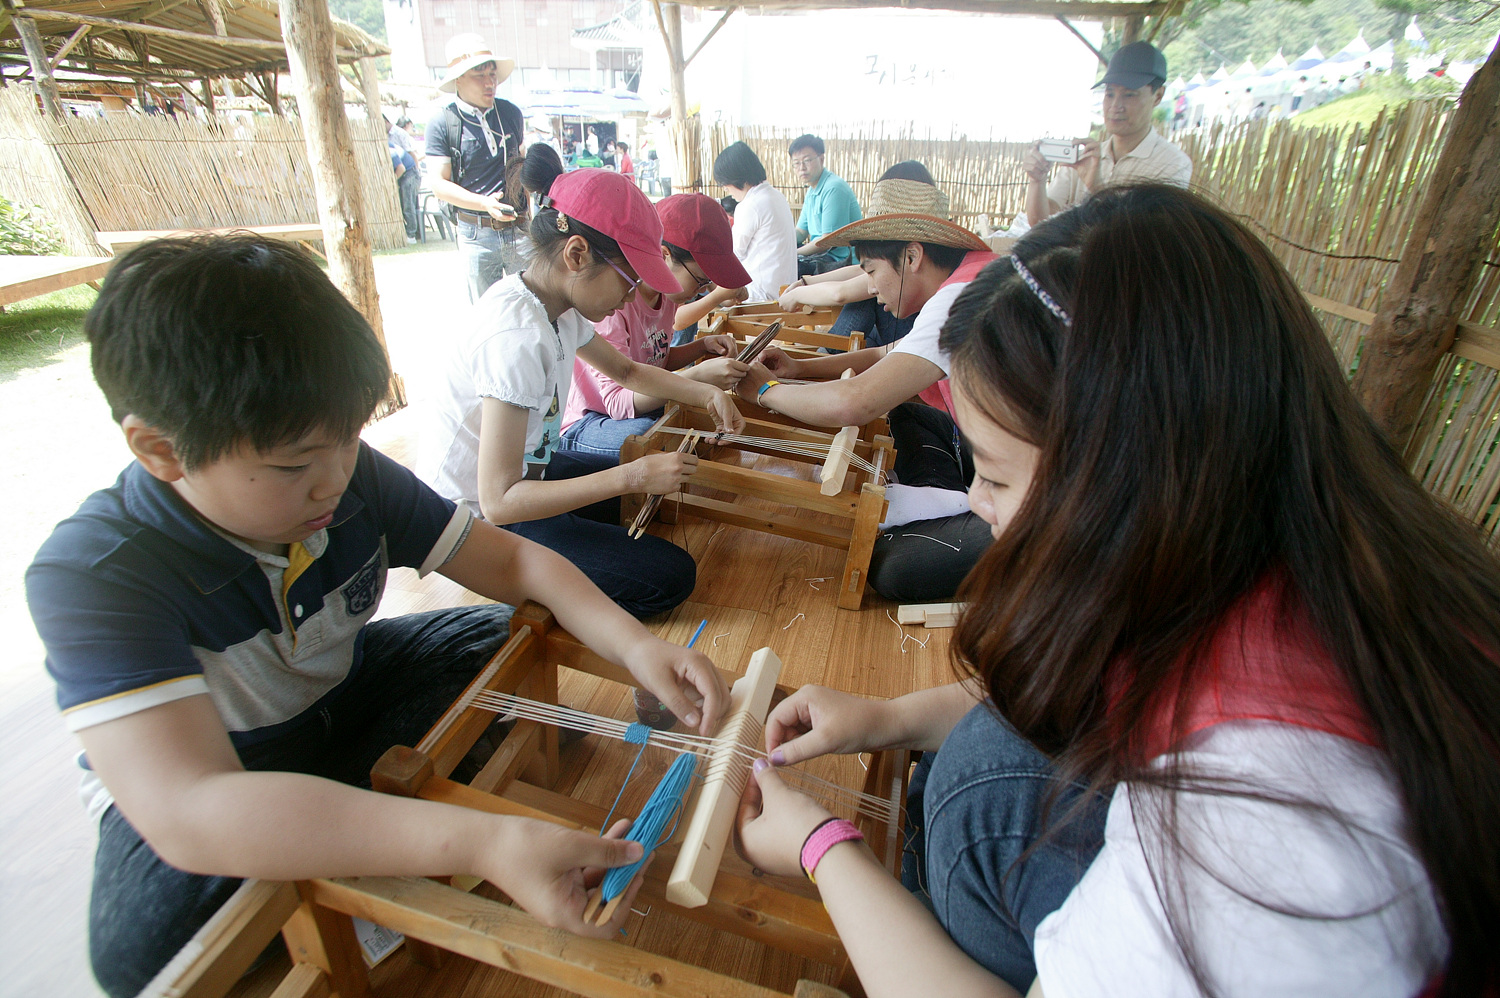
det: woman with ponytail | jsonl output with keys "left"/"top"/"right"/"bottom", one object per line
{"left": 737, "top": 184, "right": 1496, "bottom": 997}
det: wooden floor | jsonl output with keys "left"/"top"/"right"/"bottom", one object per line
{"left": 226, "top": 407, "right": 955, "bottom": 998}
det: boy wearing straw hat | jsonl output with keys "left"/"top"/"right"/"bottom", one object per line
{"left": 425, "top": 33, "right": 530, "bottom": 301}
{"left": 736, "top": 178, "right": 999, "bottom": 602}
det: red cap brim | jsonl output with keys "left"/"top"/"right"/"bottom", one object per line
{"left": 621, "top": 241, "right": 681, "bottom": 295}
{"left": 690, "top": 248, "right": 752, "bottom": 290}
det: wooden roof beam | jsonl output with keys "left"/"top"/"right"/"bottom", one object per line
{"left": 10, "top": 8, "right": 369, "bottom": 61}
{"left": 672, "top": 0, "right": 1168, "bottom": 17}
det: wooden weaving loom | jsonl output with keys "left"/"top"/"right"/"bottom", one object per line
{"left": 140, "top": 603, "right": 911, "bottom": 998}
{"left": 704, "top": 301, "right": 865, "bottom": 363}
{"left": 621, "top": 401, "right": 894, "bottom": 610}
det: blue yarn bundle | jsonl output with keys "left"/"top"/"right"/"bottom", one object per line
{"left": 598, "top": 723, "right": 701, "bottom": 902}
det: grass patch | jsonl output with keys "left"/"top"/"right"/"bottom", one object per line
{"left": 0, "top": 284, "right": 96, "bottom": 383}
{"left": 1292, "top": 75, "right": 1460, "bottom": 131}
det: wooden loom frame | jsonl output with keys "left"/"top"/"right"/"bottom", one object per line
{"left": 621, "top": 403, "right": 894, "bottom": 610}
{"left": 705, "top": 301, "right": 863, "bottom": 362}
{"left": 141, "top": 602, "right": 910, "bottom": 998}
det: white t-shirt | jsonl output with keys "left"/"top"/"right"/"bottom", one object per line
{"left": 420, "top": 274, "right": 595, "bottom": 505}
{"left": 733, "top": 181, "right": 798, "bottom": 301}
{"left": 1034, "top": 721, "right": 1447, "bottom": 998}
{"left": 1047, "top": 130, "right": 1194, "bottom": 211}
{"left": 887, "top": 281, "right": 967, "bottom": 378}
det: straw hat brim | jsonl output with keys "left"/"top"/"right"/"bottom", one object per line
{"left": 438, "top": 55, "right": 517, "bottom": 93}
{"left": 817, "top": 213, "right": 988, "bottom": 252}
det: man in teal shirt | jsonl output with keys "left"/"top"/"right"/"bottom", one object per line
{"left": 790, "top": 133, "right": 862, "bottom": 275}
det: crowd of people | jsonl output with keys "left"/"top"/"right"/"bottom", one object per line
{"left": 26, "top": 28, "right": 1500, "bottom": 998}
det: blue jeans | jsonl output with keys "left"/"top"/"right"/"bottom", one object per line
{"left": 502, "top": 451, "right": 695, "bottom": 619}
{"left": 830, "top": 297, "right": 914, "bottom": 349}
{"left": 559, "top": 409, "right": 665, "bottom": 457}
{"left": 87, "top": 603, "right": 515, "bottom": 998}
{"left": 904, "top": 704, "right": 1109, "bottom": 992}
{"left": 458, "top": 220, "right": 534, "bottom": 302}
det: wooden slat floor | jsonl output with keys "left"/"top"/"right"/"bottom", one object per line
{"left": 230, "top": 405, "right": 957, "bottom": 998}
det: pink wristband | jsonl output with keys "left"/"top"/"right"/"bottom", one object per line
{"left": 800, "top": 818, "right": 864, "bottom": 883}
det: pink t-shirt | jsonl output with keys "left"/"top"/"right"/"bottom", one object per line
{"left": 562, "top": 292, "right": 679, "bottom": 430}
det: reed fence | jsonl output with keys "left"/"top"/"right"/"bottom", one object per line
{"left": 688, "top": 107, "right": 1500, "bottom": 540}
{"left": 0, "top": 86, "right": 404, "bottom": 255}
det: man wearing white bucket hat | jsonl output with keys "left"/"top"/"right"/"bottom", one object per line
{"left": 735, "top": 178, "right": 1001, "bottom": 603}
{"left": 425, "top": 33, "right": 530, "bottom": 300}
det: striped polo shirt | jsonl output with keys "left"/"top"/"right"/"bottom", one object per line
{"left": 26, "top": 443, "right": 472, "bottom": 816}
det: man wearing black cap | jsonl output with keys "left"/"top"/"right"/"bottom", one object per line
{"left": 1023, "top": 41, "right": 1192, "bottom": 226}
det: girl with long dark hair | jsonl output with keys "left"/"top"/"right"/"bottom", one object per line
{"left": 738, "top": 184, "right": 1497, "bottom": 996}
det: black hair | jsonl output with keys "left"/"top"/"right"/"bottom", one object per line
{"left": 713, "top": 141, "right": 767, "bottom": 188}
{"left": 663, "top": 240, "right": 695, "bottom": 268}
{"left": 519, "top": 142, "right": 625, "bottom": 265}
{"left": 86, "top": 235, "right": 390, "bottom": 471}
{"left": 851, "top": 238, "right": 968, "bottom": 273}
{"left": 788, "top": 133, "right": 824, "bottom": 157}
{"left": 395, "top": 115, "right": 411, "bottom": 128}
{"left": 879, "top": 160, "right": 936, "bottom": 185}
{"left": 616, "top": 141, "right": 629, "bottom": 153}
{"left": 719, "top": 194, "right": 737, "bottom": 217}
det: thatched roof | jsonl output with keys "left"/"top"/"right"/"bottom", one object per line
{"left": 0, "top": 0, "right": 387, "bottom": 83}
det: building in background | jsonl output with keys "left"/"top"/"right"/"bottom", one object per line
{"left": 381, "top": 0, "right": 638, "bottom": 92}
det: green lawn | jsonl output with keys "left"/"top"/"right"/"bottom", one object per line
{"left": 0, "top": 284, "right": 96, "bottom": 383}
{"left": 1292, "top": 76, "right": 1459, "bottom": 131}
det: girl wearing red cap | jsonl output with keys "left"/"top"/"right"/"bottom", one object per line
{"left": 737, "top": 186, "right": 1492, "bottom": 996}
{"left": 421, "top": 146, "right": 742, "bottom": 619}
{"left": 561, "top": 193, "right": 753, "bottom": 456}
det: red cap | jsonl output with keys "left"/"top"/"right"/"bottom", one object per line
{"left": 655, "top": 194, "right": 752, "bottom": 290}
{"left": 546, "top": 169, "right": 681, "bottom": 295}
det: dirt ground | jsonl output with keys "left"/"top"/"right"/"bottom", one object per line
{"left": 0, "top": 240, "right": 469, "bottom": 998}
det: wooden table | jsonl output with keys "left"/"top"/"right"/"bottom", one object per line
{"left": 0, "top": 255, "right": 113, "bottom": 308}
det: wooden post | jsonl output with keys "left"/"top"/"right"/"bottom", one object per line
{"left": 279, "top": 0, "right": 386, "bottom": 344}
{"left": 1351, "top": 37, "right": 1500, "bottom": 448}
{"left": 5, "top": 2, "right": 64, "bottom": 118}
{"left": 650, "top": 0, "right": 687, "bottom": 127}
{"left": 358, "top": 55, "right": 382, "bottom": 120}
{"left": 1122, "top": 14, "right": 1143, "bottom": 43}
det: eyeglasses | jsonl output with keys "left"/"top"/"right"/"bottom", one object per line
{"left": 683, "top": 264, "right": 714, "bottom": 294}
{"left": 600, "top": 255, "right": 640, "bottom": 294}
{"left": 791, "top": 156, "right": 820, "bottom": 170}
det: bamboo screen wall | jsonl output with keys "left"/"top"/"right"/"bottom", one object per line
{"left": 0, "top": 87, "right": 404, "bottom": 254}
{"left": 711, "top": 108, "right": 1500, "bottom": 541}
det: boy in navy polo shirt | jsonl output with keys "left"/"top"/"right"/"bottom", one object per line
{"left": 25, "top": 236, "right": 728, "bottom": 998}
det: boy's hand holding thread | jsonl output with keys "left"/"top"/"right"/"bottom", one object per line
{"left": 495, "top": 816, "right": 647, "bottom": 938}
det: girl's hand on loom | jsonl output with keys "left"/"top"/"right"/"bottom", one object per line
{"left": 757, "top": 347, "right": 801, "bottom": 379}
{"left": 703, "top": 386, "right": 745, "bottom": 434}
{"left": 764, "top": 685, "right": 892, "bottom": 764}
{"left": 699, "top": 333, "right": 738, "bottom": 357}
{"left": 690, "top": 356, "right": 751, "bottom": 391}
{"left": 735, "top": 760, "right": 835, "bottom": 878}
{"left": 624, "top": 640, "right": 728, "bottom": 735}
{"left": 494, "top": 817, "right": 648, "bottom": 938}
{"left": 625, "top": 451, "right": 699, "bottom": 495}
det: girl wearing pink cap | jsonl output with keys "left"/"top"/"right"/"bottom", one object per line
{"left": 421, "top": 146, "right": 742, "bottom": 619}
{"left": 561, "top": 193, "right": 753, "bottom": 456}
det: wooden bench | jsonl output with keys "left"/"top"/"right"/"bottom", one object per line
{"left": 0, "top": 255, "right": 112, "bottom": 308}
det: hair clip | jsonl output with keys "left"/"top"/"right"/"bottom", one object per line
{"left": 536, "top": 194, "right": 554, "bottom": 210}
{"left": 556, "top": 213, "right": 570, "bottom": 233}
{"left": 1010, "top": 255, "right": 1072, "bottom": 327}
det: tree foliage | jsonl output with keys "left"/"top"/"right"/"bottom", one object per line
{"left": 1145, "top": 0, "right": 1497, "bottom": 79}
{"left": 327, "top": 0, "right": 388, "bottom": 42}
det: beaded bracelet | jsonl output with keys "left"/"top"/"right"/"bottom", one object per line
{"left": 799, "top": 818, "right": 864, "bottom": 883}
